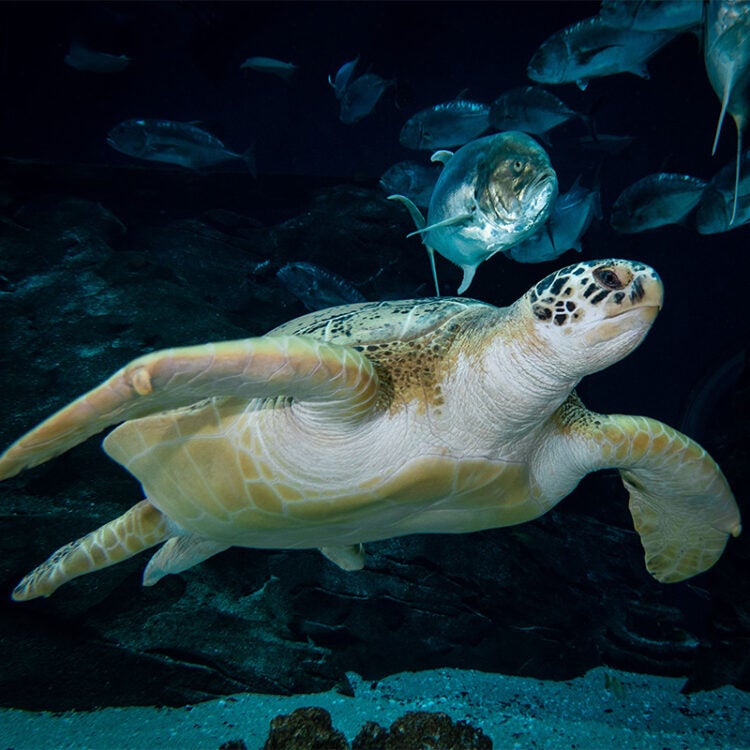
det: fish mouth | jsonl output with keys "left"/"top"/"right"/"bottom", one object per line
{"left": 528, "top": 170, "right": 557, "bottom": 195}
{"left": 522, "top": 171, "right": 558, "bottom": 217}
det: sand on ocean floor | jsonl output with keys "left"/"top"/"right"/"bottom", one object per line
{"left": 0, "top": 666, "right": 748, "bottom": 750}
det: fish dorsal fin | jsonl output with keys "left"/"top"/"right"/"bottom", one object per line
{"left": 431, "top": 150, "right": 454, "bottom": 165}
{"left": 406, "top": 211, "right": 474, "bottom": 237}
{"left": 712, "top": 74, "right": 732, "bottom": 155}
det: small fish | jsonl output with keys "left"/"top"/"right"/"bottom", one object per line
{"left": 506, "top": 178, "right": 601, "bottom": 263}
{"left": 107, "top": 119, "right": 256, "bottom": 173}
{"left": 610, "top": 173, "right": 707, "bottom": 233}
{"left": 389, "top": 131, "right": 558, "bottom": 295}
{"left": 64, "top": 42, "right": 130, "bottom": 73}
{"left": 328, "top": 56, "right": 359, "bottom": 100}
{"left": 695, "top": 149, "right": 750, "bottom": 233}
{"left": 599, "top": 1, "right": 704, "bottom": 32}
{"left": 527, "top": 15, "right": 677, "bottom": 90}
{"left": 705, "top": 0, "right": 750, "bottom": 224}
{"left": 240, "top": 56, "right": 298, "bottom": 81}
{"left": 489, "top": 86, "right": 587, "bottom": 141}
{"left": 276, "top": 262, "right": 367, "bottom": 311}
{"left": 399, "top": 99, "right": 490, "bottom": 150}
{"left": 379, "top": 161, "right": 439, "bottom": 208}
{"left": 340, "top": 72, "right": 392, "bottom": 124}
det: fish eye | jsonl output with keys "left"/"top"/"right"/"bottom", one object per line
{"left": 512, "top": 159, "right": 525, "bottom": 174}
{"left": 593, "top": 267, "right": 624, "bottom": 290}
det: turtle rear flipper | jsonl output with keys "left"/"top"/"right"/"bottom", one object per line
{"left": 143, "top": 536, "right": 230, "bottom": 586}
{"left": 560, "top": 400, "right": 741, "bottom": 582}
{"left": 0, "top": 335, "right": 380, "bottom": 481}
{"left": 12, "top": 499, "right": 172, "bottom": 601}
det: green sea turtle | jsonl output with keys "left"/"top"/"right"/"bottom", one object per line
{"left": 0, "top": 259, "right": 741, "bottom": 601}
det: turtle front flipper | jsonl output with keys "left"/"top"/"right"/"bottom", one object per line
{"left": 0, "top": 335, "right": 379, "bottom": 480}
{"left": 560, "top": 398, "right": 741, "bottom": 583}
{"left": 12, "top": 499, "right": 172, "bottom": 601}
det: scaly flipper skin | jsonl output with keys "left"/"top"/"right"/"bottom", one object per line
{"left": 12, "top": 499, "right": 171, "bottom": 601}
{"left": 0, "top": 335, "right": 379, "bottom": 481}
{"left": 558, "top": 395, "right": 742, "bottom": 582}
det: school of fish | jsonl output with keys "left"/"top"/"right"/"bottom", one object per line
{"left": 81, "top": 1, "right": 749, "bottom": 300}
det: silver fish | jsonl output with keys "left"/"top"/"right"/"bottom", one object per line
{"left": 240, "top": 56, "right": 298, "bottom": 81}
{"left": 379, "top": 161, "right": 439, "bottom": 208}
{"left": 277, "top": 262, "right": 367, "bottom": 311}
{"left": 64, "top": 42, "right": 130, "bottom": 73}
{"left": 340, "top": 72, "right": 392, "bottom": 124}
{"left": 705, "top": 0, "right": 750, "bottom": 224}
{"left": 506, "top": 178, "right": 600, "bottom": 263}
{"left": 599, "top": 1, "right": 703, "bottom": 32}
{"left": 328, "top": 56, "right": 359, "bottom": 100}
{"left": 389, "top": 131, "right": 558, "bottom": 295}
{"left": 610, "top": 173, "right": 707, "bottom": 233}
{"left": 489, "top": 86, "right": 587, "bottom": 141}
{"left": 528, "top": 15, "right": 677, "bottom": 90}
{"left": 107, "top": 119, "right": 256, "bottom": 173}
{"left": 695, "top": 149, "right": 750, "bottom": 233}
{"left": 399, "top": 100, "right": 490, "bottom": 150}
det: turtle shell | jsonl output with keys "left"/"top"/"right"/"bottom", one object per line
{"left": 270, "top": 297, "right": 494, "bottom": 346}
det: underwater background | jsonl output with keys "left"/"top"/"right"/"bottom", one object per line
{"left": 0, "top": 1, "right": 749, "bottom": 748}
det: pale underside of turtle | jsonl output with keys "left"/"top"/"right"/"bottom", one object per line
{"left": 0, "top": 259, "right": 741, "bottom": 601}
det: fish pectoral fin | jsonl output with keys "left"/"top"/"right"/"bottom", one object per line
{"left": 388, "top": 194, "right": 426, "bottom": 231}
{"left": 427, "top": 243, "right": 441, "bottom": 296}
{"left": 320, "top": 544, "right": 365, "bottom": 571}
{"left": 407, "top": 212, "right": 474, "bottom": 237}
{"left": 430, "top": 149, "right": 454, "bottom": 165}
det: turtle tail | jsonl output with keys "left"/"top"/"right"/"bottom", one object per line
{"left": 12, "top": 499, "right": 172, "bottom": 601}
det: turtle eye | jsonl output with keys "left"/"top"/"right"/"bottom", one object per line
{"left": 594, "top": 267, "right": 624, "bottom": 290}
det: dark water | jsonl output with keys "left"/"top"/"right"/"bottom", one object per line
{"left": 0, "top": 1, "right": 748, "bottom": 742}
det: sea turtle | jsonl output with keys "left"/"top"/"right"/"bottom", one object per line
{"left": 0, "top": 259, "right": 741, "bottom": 601}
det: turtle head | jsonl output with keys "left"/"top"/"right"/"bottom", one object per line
{"left": 524, "top": 259, "right": 663, "bottom": 377}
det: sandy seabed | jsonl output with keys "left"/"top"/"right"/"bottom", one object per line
{"left": 0, "top": 666, "right": 748, "bottom": 750}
